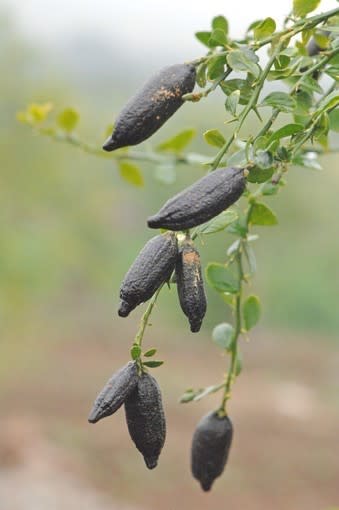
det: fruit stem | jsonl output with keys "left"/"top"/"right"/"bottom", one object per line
{"left": 134, "top": 285, "right": 163, "bottom": 349}
{"left": 219, "top": 248, "right": 243, "bottom": 415}
{"left": 218, "top": 203, "right": 254, "bottom": 415}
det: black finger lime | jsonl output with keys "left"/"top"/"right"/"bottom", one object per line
{"left": 147, "top": 167, "right": 245, "bottom": 231}
{"left": 191, "top": 411, "right": 233, "bottom": 491}
{"left": 103, "top": 63, "right": 196, "bottom": 151}
{"left": 88, "top": 361, "right": 138, "bottom": 424}
{"left": 124, "top": 372, "right": 166, "bottom": 469}
{"left": 175, "top": 239, "right": 207, "bottom": 333}
{"left": 118, "top": 232, "right": 178, "bottom": 317}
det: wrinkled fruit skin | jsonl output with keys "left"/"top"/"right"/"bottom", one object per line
{"left": 147, "top": 167, "right": 245, "bottom": 231}
{"left": 124, "top": 372, "right": 166, "bottom": 469}
{"left": 88, "top": 361, "right": 138, "bottom": 424}
{"left": 103, "top": 64, "right": 196, "bottom": 151}
{"left": 191, "top": 411, "right": 233, "bottom": 492}
{"left": 118, "top": 232, "right": 178, "bottom": 317}
{"left": 175, "top": 240, "right": 206, "bottom": 333}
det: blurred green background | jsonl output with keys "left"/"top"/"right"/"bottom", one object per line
{"left": 1, "top": 4, "right": 339, "bottom": 510}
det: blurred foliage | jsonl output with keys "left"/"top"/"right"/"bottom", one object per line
{"left": 1, "top": 9, "right": 339, "bottom": 345}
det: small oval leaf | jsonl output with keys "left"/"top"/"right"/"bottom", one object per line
{"left": 261, "top": 92, "right": 296, "bottom": 113}
{"left": 195, "top": 210, "right": 238, "bottom": 236}
{"left": 143, "top": 348, "right": 157, "bottom": 358}
{"left": 243, "top": 295, "right": 261, "bottom": 331}
{"left": 57, "top": 107, "right": 79, "bottom": 132}
{"left": 206, "top": 263, "right": 239, "bottom": 294}
{"left": 143, "top": 360, "right": 164, "bottom": 368}
{"left": 203, "top": 129, "right": 226, "bottom": 148}
{"left": 131, "top": 344, "right": 142, "bottom": 360}
{"left": 212, "top": 323, "right": 235, "bottom": 350}
{"left": 118, "top": 161, "right": 144, "bottom": 187}
{"left": 250, "top": 202, "right": 278, "bottom": 226}
{"left": 157, "top": 129, "right": 196, "bottom": 153}
{"left": 293, "top": 0, "right": 321, "bottom": 18}
{"left": 253, "top": 17, "right": 276, "bottom": 40}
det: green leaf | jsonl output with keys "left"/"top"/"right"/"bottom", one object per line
{"left": 221, "top": 293, "right": 235, "bottom": 307}
{"left": 143, "top": 348, "right": 157, "bottom": 357}
{"left": 329, "top": 109, "right": 339, "bottom": 132}
{"left": 220, "top": 78, "right": 253, "bottom": 105}
{"left": 225, "top": 90, "right": 240, "bottom": 117}
{"left": 317, "top": 91, "right": 339, "bottom": 114}
{"left": 254, "top": 150, "right": 273, "bottom": 169}
{"left": 243, "top": 295, "right": 261, "bottom": 331}
{"left": 274, "top": 54, "right": 290, "bottom": 70}
{"left": 253, "top": 135, "right": 269, "bottom": 151}
{"left": 313, "top": 113, "right": 329, "bottom": 141}
{"left": 195, "top": 31, "right": 212, "bottom": 47}
{"left": 227, "top": 239, "right": 240, "bottom": 256}
{"left": 293, "top": 151, "right": 322, "bottom": 170}
{"left": 226, "top": 148, "right": 248, "bottom": 168}
{"left": 299, "top": 76, "right": 323, "bottom": 95}
{"left": 18, "top": 102, "right": 53, "bottom": 125}
{"left": 156, "top": 129, "right": 196, "bottom": 153}
{"left": 196, "top": 62, "right": 207, "bottom": 88}
{"left": 31, "top": 102, "right": 54, "bottom": 123}
{"left": 325, "top": 66, "right": 339, "bottom": 81}
{"left": 206, "top": 263, "right": 239, "bottom": 293}
{"left": 193, "top": 385, "right": 218, "bottom": 402}
{"left": 261, "top": 92, "right": 296, "bottom": 113}
{"left": 130, "top": 344, "right": 141, "bottom": 360}
{"left": 207, "top": 55, "right": 226, "bottom": 80}
{"left": 243, "top": 242, "right": 257, "bottom": 275}
{"left": 293, "top": 0, "right": 321, "bottom": 17}
{"left": 179, "top": 389, "right": 195, "bottom": 403}
{"left": 212, "top": 15, "right": 228, "bottom": 34}
{"left": 227, "top": 49, "right": 260, "bottom": 78}
{"left": 226, "top": 218, "right": 248, "bottom": 237}
{"left": 143, "top": 360, "right": 164, "bottom": 368}
{"left": 268, "top": 123, "right": 304, "bottom": 144}
{"left": 247, "top": 166, "right": 274, "bottom": 184}
{"left": 209, "top": 28, "right": 227, "bottom": 46}
{"left": 250, "top": 202, "right": 278, "bottom": 226}
{"left": 212, "top": 323, "right": 234, "bottom": 350}
{"left": 276, "top": 146, "right": 290, "bottom": 162}
{"left": 294, "top": 90, "right": 313, "bottom": 115}
{"left": 268, "top": 69, "right": 294, "bottom": 81}
{"left": 57, "top": 107, "right": 79, "bottom": 132}
{"left": 253, "top": 17, "right": 276, "bottom": 40}
{"left": 203, "top": 129, "right": 226, "bottom": 148}
{"left": 261, "top": 181, "right": 280, "bottom": 195}
{"left": 313, "top": 31, "right": 329, "bottom": 49}
{"left": 195, "top": 210, "right": 238, "bottom": 235}
{"left": 185, "top": 152, "right": 211, "bottom": 165}
{"left": 118, "top": 161, "right": 144, "bottom": 187}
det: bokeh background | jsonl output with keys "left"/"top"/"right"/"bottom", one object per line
{"left": 1, "top": 0, "right": 339, "bottom": 509}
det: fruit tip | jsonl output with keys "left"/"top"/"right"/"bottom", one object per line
{"left": 87, "top": 411, "right": 99, "bottom": 424}
{"left": 190, "top": 321, "right": 202, "bottom": 333}
{"left": 144, "top": 456, "right": 158, "bottom": 470}
{"left": 200, "top": 480, "right": 213, "bottom": 492}
{"left": 102, "top": 135, "right": 120, "bottom": 152}
{"left": 146, "top": 216, "right": 157, "bottom": 229}
{"left": 118, "top": 301, "right": 131, "bottom": 317}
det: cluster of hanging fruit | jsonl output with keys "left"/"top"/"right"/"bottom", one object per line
{"left": 89, "top": 62, "right": 245, "bottom": 491}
